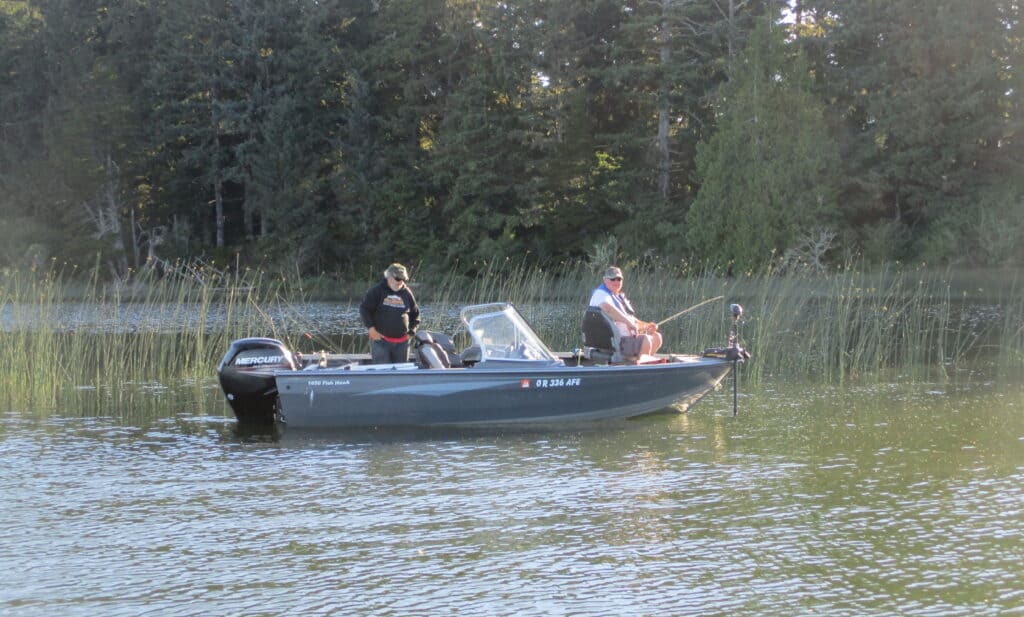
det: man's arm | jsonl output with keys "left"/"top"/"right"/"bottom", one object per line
{"left": 599, "top": 301, "right": 637, "bottom": 332}
{"left": 359, "top": 287, "right": 380, "bottom": 328}
{"left": 407, "top": 292, "right": 420, "bottom": 333}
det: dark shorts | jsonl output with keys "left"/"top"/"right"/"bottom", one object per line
{"left": 619, "top": 335, "right": 646, "bottom": 358}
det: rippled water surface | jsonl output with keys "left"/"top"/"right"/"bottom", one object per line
{"left": 2, "top": 383, "right": 1022, "bottom": 616}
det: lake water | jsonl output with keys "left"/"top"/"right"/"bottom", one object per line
{"left": 2, "top": 380, "right": 1022, "bottom": 616}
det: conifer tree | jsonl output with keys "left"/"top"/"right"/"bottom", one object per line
{"left": 687, "top": 20, "right": 839, "bottom": 272}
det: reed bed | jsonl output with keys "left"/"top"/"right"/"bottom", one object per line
{"left": 422, "top": 261, "right": 1023, "bottom": 386}
{"left": 1, "top": 262, "right": 1021, "bottom": 413}
{"left": 1, "top": 263, "right": 275, "bottom": 411}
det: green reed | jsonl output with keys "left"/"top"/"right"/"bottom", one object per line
{"left": 424, "top": 262, "right": 1023, "bottom": 386}
{"left": 0, "top": 266, "right": 63, "bottom": 406}
{"left": 701, "top": 268, "right": 1015, "bottom": 385}
{"left": 994, "top": 278, "right": 1024, "bottom": 379}
{"left": 0, "top": 263, "right": 289, "bottom": 411}
{"left": 1, "top": 261, "right": 1020, "bottom": 412}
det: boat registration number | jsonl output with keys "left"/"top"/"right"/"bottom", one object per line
{"left": 522, "top": 378, "right": 581, "bottom": 389}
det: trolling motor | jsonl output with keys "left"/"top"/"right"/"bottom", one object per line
{"left": 728, "top": 304, "right": 752, "bottom": 416}
{"left": 702, "top": 303, "right": 751, "bottom": 415}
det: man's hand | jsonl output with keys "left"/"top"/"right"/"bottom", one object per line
{"left": 368, "top": 327, "right": 382, "bottom": 341}
{"left": 636, "top": 320, "right": 657, "bottom": 335}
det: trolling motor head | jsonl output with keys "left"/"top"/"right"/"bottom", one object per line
{"left": 701, "top": 303, "right": 751, "bottom": 361}
{"left": 729, "top": 304, "right": 746, "bottom": 352}
{"left": 727, "top": 303, "right": 750, "bottom": 361}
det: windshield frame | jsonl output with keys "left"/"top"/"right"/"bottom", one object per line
{"left": 459, "top": 303, "right": 560, "bottom": 364}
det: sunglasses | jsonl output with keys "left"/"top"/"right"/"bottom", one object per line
{"left": 607, "top": 277, "right": 622, "bottom": 282}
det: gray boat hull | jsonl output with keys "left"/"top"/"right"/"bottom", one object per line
{"left": 274, "top": 357, "right": 733, "bottom": 427}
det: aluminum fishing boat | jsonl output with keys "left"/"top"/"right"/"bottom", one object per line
{"left": 217, "top": 302, "right": 748, "bottom": 428}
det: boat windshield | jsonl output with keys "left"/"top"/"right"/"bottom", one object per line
{"left": 460, "top": 303, "right": 559, "bottom": 363}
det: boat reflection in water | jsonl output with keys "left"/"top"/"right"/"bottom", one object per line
{"left": 218, "top": 303, "right": 748, "bottom": 429}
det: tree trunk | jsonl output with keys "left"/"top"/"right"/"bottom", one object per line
{"left": 215, "top": 173, "right": 225, "bottom": 248}
{"left": 81, "top": 154, "right": 129, "bottom": 281}
{"left": 657, "top": 0, "right": 672, "bottom": 200}
{"left": 243, "top": 186, "right": 254, "bottom": 240}
{"left": 728, "top": 0, "right": 736, "bottom": 77}
{"left": 212, "top": 78, "right": 225, "bottom": 248}
{"left": 129, "top": 204, "right": 139, "bottom": 269}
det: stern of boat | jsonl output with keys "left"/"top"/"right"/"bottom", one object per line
{"left": 217, "top": 337, "right": 297, "bottom": 424}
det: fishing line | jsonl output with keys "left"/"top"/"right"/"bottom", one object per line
{"left": 274, "top": 294, "right": 337, "bottom": 353}
{"left": 655, "top": 295, "right": 725, "bottom": 328}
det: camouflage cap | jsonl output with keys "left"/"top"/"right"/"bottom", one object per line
{"left": 384, "top": 263, "right": 409, "bottom": 280}
{"left": 603, "top": 266, "right": 623, "bottom": 279}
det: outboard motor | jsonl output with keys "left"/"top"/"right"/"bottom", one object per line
{"left": 217, "top": 337, "right": 297, "bottom": 424}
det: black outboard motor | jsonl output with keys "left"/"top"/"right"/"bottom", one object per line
{"left": 217, "top": 337, "right": 297, "bottom": 424}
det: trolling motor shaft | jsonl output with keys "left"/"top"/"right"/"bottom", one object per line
{"left": 728, "top": 303, "right": 751, "bottom": 416}
{"left": 699, "top": 303, "right": 752, "bottom": 415}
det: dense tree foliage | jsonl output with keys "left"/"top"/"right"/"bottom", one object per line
{"left": 792, "top": 0, "right": 1024, "bottom": 265}
{"left": 687, "top": 21, "right": 839, "bottom": 273}
{"left": 0, "top": 0, "right": 1020, "bottom": 278}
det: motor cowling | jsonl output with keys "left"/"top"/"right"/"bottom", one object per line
{"left": 217, "top": 337, "right": 297, "bottom": 424}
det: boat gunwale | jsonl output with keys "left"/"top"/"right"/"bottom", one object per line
{"left": 274, "top": 354, "right": 734, "bottom": 379}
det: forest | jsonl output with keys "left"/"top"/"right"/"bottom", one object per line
{"left": 1, "top": 0, "right": 1021, "bottom": 280}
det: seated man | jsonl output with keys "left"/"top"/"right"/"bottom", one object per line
{"left": 588, "top": 266, "right": 662, "bottom": 360}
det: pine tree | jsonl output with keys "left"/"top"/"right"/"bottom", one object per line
{"left": 687, "top": 20, "right": 839, "bottom": 272}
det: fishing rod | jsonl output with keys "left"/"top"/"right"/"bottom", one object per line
{"left": 281, "top": 313, "right": 337, "bottom": 355}
{"left": 655, "top": 295, "right": 725, "bottom": 328}
{"left": 248, "top": 295, "right": 337, "bottom": 355}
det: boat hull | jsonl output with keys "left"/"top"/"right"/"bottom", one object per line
{"left": 274, "top": 358, "right": 733, "bottom": 428}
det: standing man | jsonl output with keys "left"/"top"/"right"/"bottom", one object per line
{"left": 359, "top": 263, "right": 420, "bottom": 364}
{"left": 589, "top": 266, "right": 662, "bottom": 358}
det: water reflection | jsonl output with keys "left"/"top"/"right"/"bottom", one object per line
{"left": 1, "top": 383, "right": 1022, "bottom": 616}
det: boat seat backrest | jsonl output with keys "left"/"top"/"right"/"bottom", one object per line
{"left": 582, "top": 307, "right": 618, "bottom": 351}
{"left": 459, "top": 344, "right": 482, "bottom": 366}
{"left": 415, "top": 331, "right": 451, "bottom": 369}
{"left": 427, "top": 331, "right": 458, "bottom": 355}
{"left": 581, "top": 307, "right": 626, "bottom": 363}
{"left": 418, "top": 343, "right": 450, "bottom": 369}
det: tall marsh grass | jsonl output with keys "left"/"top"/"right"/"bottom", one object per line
{"left": 422, "top": 261, "right": 1023, "bottom": 386}
{"left": 1, "top": 261, "right": 1020, "bottom": 413}
{"left": 0, "top": 264, "right": 296, "bottom": 411}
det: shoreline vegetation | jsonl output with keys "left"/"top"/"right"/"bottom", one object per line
{"left": 2, "top": 262, "right": 1022, "bottom": 411}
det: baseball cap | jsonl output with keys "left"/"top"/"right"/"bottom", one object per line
{"left": 603, "top": 266, "right": 623, "bottom": 279}
{"left": 385, "top": 263, "right": 409, "bottom": 280}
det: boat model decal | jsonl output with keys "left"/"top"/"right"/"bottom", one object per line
{"left": 307, "top": 379, "right": 352, "bottom": 387}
